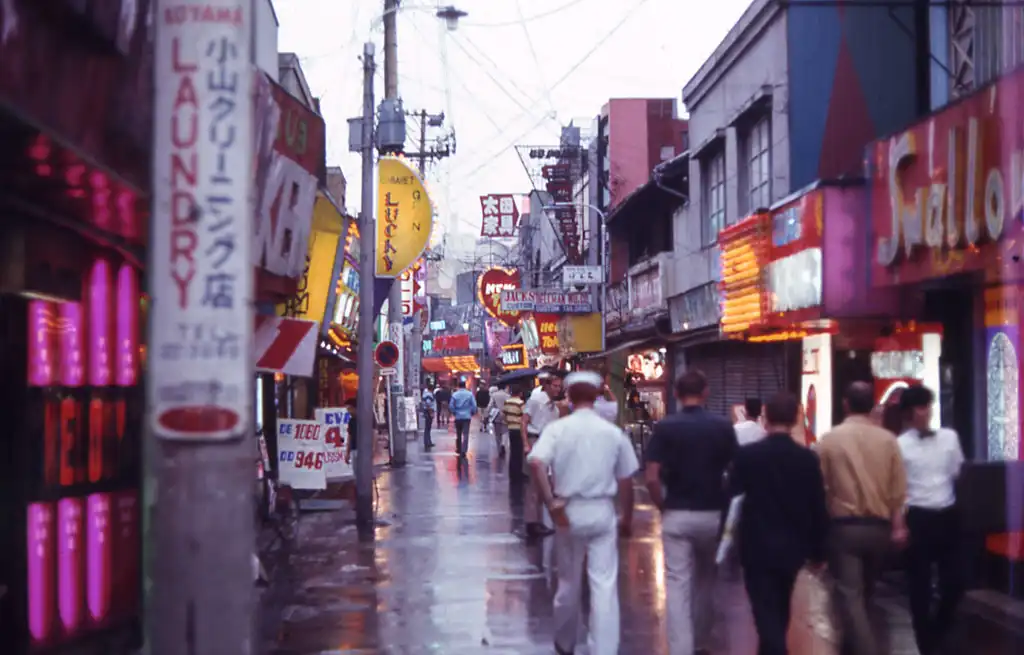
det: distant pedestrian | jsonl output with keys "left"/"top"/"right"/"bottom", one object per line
{"left": 503, "top": 384, "right": 527, "bottom": 481}
{"left": 421, "top": 385, "right": 437, "bottom": 449}
{"left": 435, "top": 385, "right": 451, "bottom": 427}
{"left": 645, "top": 370, "right": 738, "bottom": 655}
{"left": 817, "top": 381, "right": 907, "bottom": 655}
{"left": 730, "top": 392, "right": 829, "bottom": 655}
{"left": 488, "top": 383, "right": 511, "bottom": 457}
{"left": 476, "top": 385, "right": 491, "bottom": 432}
{"left": 522, "top": 373, "right": 563, "bottom": 538}
{"left": 344, "top": 397, "right": 359, "bottom": 465}
{"left": 897, "top": 385, "right": 965, "bottom": 655}
{"left": 735, "top": 397, "right": 767, "bottom": 446}
{"left": 449, "top": 380, "right": 477, "bottom": 457}
{"left": 527, "top": 371, "right": 639, "bottom": 655}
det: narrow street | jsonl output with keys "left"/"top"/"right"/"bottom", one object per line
{"left": 260, "top": 425, "right": 1024, "bottom": 654}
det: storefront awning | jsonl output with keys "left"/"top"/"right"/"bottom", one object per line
{"left": 255, "top": 315, "right": 319, "bottom": 377}
{"left": 422, "top": 356, "right": 481, "bottom": 374}
{"left": 587, "top": 338, "right": 655, "bottom": 360}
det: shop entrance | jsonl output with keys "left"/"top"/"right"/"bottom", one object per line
{"left": 923, "top": 282, "right": 975, "bottom": 456}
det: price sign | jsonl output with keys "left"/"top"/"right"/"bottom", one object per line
{"left": 314, "top": 408, "right": 354, "bottom": 482}
{"left": 277, "top": 419, "right": 327, "bottom": 490}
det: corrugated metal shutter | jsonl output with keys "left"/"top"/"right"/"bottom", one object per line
{"left": 680, "top": 341, "right": 789, "bottom": 419}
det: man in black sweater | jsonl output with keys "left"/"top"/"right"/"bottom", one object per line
{"left": 730, "top": 391, "right": 829, "bottom": 655}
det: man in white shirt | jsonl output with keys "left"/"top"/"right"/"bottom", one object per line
{"left": 897, "top": 385, "right": 965, "bottom": 655}
{"left": 487, "top": 384, "right": 511, "bottom": 457}
{"left": 522, "top": 373, "right": 563, "bottom": 537}
{"left": 528, "top": 371, "right": 639, "bottom": 655}
{"left": 734, "top": 397, "right": 767, "bottom": 446}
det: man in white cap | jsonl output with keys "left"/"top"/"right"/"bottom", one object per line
{"left": 527, "top": 370, "right": 639, "bottom": 655}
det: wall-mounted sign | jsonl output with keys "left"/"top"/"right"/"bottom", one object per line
{"left": 535, "top": 313, "right": 561, "bottom": 354}
{"left": 500, "top": 290, "right": 593, "bottom": 313}
{"left": 478, "top": 267, "right": 521, "bottom": 327}
{"left": 768, "top": 248, "right": 822, "bottom": 313}
{"left": 870, "top": 350, "right": 925, "bottom": 380}
{"left": 433, "top": 333, "right": 470, "bottom": 351}
{"left": 500, "top": 344, "right": 528, "bottom": 369}
{"left": 629, "top": 265, "right": 663, "bottom": 313}
{"left": 479, "top": 194, "right": 520, "bottom": 238}
{"left": 626, "top": 350, "right": 666, "bottom": 381}
{"left": 669, "top": 282, "right": 720, "bottom": 333}
{"left": 801, "top": 333, "right": 833, "bottom": 440}
{"left": 562, "top": 265, "right": 602, "bottom": 286}
{"left": 720, "top": 213, "right": 770, "bottom": 335}
{"left": 376, "top": 157, "right": 433, "bottom": 278}
{"left": 429, "top": 320, "right": 446, "bottom": 331}
{"left": 422, "top": 339, "right": 432, "bottom": 353}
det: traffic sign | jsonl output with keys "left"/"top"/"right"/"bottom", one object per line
{"left": 380, "top": 367, "right": 397, "bottom": 376}
{"left": 374, "top": 340, "right": 400, "bottom": 368}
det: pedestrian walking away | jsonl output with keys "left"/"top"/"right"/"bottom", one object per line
{"left": 817, "top": 381, "right": 908, "bottom": 655}
{"left": 645, "top": 369, "right": 739, "bottom": 655}
{"left": 527, "top": 371, "right": 639, "bottom": 655}
{"left": 522, "top": 372, "right": 563, "bottom": 538}
{"left": 421, "top": 384, "right": 437, "bottom": 449}
{"left": 730, "top": 392, "right": 829, "bottom": 655}
{"left": 488, "top": 383, "right": 511, "bottom": 457}
{"left": 735, "top": 397, "right": 767, "bottom": 446}
{"left": 897, "top": 385, "right": 966, "bottom": 655}
{"left": 435, "top": 385, "right": 451, "bottom": 427}
{"left": 449, "top": 380, "right": 477, "bottom": 457}
{"left": 476, "top": 384, "right": 491, "bottom": 432}
{"left": 502, "top": 385, "right": 527, "bottom": 482}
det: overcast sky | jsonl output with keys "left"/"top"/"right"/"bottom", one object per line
{"left": 273, "top": 0, "right": 750, "bottom": 248}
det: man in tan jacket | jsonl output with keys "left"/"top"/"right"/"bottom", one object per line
{"left": 817, "top": 381, "right": 907, "bottom": 655}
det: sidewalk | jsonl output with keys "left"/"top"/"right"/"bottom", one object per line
{"left": 259, "top": 425, "right": 1024, "bottom": 654}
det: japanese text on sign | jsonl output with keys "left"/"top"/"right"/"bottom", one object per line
{"left": 479, "top": 194, "right": 519, "bottom": 238}
{"left": 314, "top": 408, "right": 354, "bottom": 481}
{"left": 150, "top": 1, "right": 253, "bottom": 441}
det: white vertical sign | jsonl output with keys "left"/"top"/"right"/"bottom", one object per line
{"left": 389, "top": 322, "right": 405, "bottom": 393}
{"left": 150, "top": 2, "right": 253, "bottom": 440}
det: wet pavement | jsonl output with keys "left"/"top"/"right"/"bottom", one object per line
{"left": 260, "top": 424, "right": 1024, "bottom": 654}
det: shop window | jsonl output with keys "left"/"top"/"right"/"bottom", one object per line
{"left": 701, "top": 151, "right": 725, "bottom": 246}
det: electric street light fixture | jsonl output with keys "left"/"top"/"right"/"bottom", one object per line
{"left": 437, "top": 6, "right": 468, "bottom": 31}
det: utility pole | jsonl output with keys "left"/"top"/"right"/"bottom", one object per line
{"left": 354, "top": 43, "right": 377, "bottom": 528}
{"left": 382, "top": 0, "right": 408, "bottom": 467}
{"left": 148, "top": 1, "right": 254, "bottom": 651}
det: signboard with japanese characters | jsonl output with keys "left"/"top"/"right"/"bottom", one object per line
{"left": 479, "top": 194, "right": 520, "bottom": 237}
{"left": 377, "top": 158, "right": 434, "bottom": 277}
{"left": 276, "top": 419, "right": 327, "bottom": 490}
{"left": 535, "top": 313, "right": 561, "bottom": 354}
{"left": 500, "top": 344, "right": 528, "bottom": 370}
{"left": 150, "top": 2, "right": 254, "bottom": 440}
{"left": 562, "top": 265, "right": 602, "bottom": 286}
{"left": 314, "top": 407, "right": 354, "bottom": 482}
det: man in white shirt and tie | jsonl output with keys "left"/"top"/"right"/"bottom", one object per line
{"left": 896, "top": 385, "right": 965, "bottom": 655}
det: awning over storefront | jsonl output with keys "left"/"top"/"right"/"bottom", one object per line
{"left": 255, "top": 315, "right": 320, "bottom": 377}
{"left": 588, "top": 338, "right": 657, "bottom": 360}
{"left": 422, "top": 356, "right": 481, "bottom": 374}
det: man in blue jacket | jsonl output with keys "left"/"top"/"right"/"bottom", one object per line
{"left": 449, "top": 380, "right": 478, "bottom": 457}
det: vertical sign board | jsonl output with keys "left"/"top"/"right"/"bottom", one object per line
{"left": 314, "top": 408, "right": 354, "bottom": 481}
{"left": 276, "top": 419, "right": 327, "bottom": 490}
{"left": 150, "top": 2, "right": 253, "bottom": 440}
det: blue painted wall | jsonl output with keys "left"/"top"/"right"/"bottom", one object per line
{"left": 786, "top": 2, "right": 919, "bottom": 189}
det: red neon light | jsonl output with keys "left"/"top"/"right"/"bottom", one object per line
{"left": 89, "top": 259, "right": 112, "bottom": 387}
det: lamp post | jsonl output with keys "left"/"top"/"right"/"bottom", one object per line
{"left": 542, "top": 202, "right": 608, "bottom": 351}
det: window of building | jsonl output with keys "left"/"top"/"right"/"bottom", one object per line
{"left": 748, "top": 118, "right": 771, "bottom": 212}
{"left": 950, "top": 3, "right": 1024, "bottom": 99}
{"left": 702, "top": 152, "right": 725, "bottom": 246}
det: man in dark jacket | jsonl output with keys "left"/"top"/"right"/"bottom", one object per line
{"left": 730, "top": 391, "right": 829, "bottom": 655}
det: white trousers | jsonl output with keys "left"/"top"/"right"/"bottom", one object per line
{"left": 661, "top": 509, "right": 721, "bottom": 655}
{"left": 553, "top": 499, "right": 620, "bottom": 655}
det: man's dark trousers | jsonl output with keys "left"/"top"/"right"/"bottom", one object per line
{"left": 744, "top": 563, "right": 801, "bottom": 655}
{"left": 454, "top": 419, "right": 471, "bottom": 454}
{"left": 423, "top": 410, "right": 434, "bottom": 447}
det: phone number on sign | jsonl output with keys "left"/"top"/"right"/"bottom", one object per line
{"left": 280, "top": 450, "right": 324, "bottom": 470}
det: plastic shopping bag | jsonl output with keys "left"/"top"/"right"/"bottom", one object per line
{"left": 791, "top": 567, "right": 840, "bottom": 653}
{"left": 716, "top": 495, "right": 744, "bottom": 565}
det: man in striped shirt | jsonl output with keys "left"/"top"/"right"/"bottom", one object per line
{"left": 503, "top": 386, "right": 527, "bottom": 483}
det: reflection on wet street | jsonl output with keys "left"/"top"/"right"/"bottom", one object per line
{"left": 260, "top": 427, "right": 1024, "bottom": 654}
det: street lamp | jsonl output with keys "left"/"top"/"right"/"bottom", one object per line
{"left": 436, "top": 6, "right": 468, "bottom": 31}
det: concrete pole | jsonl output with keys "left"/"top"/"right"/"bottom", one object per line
{"left": 148, "top": 1, "right": 254, "bottom": 652}
{"left": 383, "top": 0, "right": 408, "bottom": 466}
{"left": 355, "top": 43, "right": 378, "bottom": 527}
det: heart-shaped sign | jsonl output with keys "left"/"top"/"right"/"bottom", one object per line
{"left": 477, "top": 267, "right": 521, "bottom": 327}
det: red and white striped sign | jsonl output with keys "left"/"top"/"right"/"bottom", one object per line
{"left": 255, "top": 316, "right": 319, "bottom": 377}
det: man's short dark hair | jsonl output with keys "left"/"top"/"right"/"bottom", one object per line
{"left": 844, "top": 381, "right": 876, "bottom": 414}
{"left": 674, "top": 369, "right": 708, "bottom": 398}
{"left": 899, "top": 384, "right": 934, "bottom": 411}
{"left": 764, "top": 392, "right": 800, "bottom": 426}
{"left": 458, "top": 379, "right": 467, "bottom": 388}
{"left": 744, "top": 398, "right": 762, "bottom": 420}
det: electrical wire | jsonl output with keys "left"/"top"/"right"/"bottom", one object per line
{"left": 511, "top": 0, "right": 557, "bottom": 116}
{"left": 446, "top": 32, "right": 535, "bottom": 115}
{"left": 461, "top": 0, "right": 594, "bottom": 28}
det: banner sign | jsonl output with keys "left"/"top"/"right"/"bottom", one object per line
{"left": 500, "top": 290, "right": 594, "bottom": 313}
{"left": 314, "top": 407, "right": 354, "bottom": 481}
{"left": 535, "top": 313, "right": 561, "bottom": 354}
{"left": 477, "top": 267, "right": 521, "bottom": 327}
{"left": 377, "top": 157, "right": 434, "bottom": 278}
{"left": 433, "top": 333, "right": 470, "bottom": 351}
{"left": 150, "top": 1, "right": 253, "bottom": 441}
{"left": 501, "top": 344, "right": 528, "bottom": 369}
{"left": 479, "top": 194, "right": 520, "bottom": 237}
{"left": 277, "top": 419, "right": 327, "bottom": 490}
